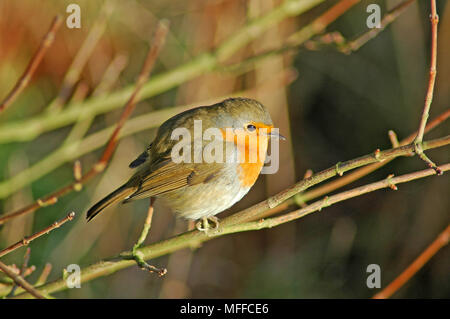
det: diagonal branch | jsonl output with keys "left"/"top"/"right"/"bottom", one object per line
{"left": 413, "top": 0, "right": 441, "bottom": 174}
{"left": 373, "top": 223, "right": 450, "bottom": 299}
{"left": 0, "top": 15, "right": 62, "bottom": 113}
{"left": 0, "top": 212, "right": 75, "bottom": 258}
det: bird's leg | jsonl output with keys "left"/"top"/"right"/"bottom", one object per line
{"left": 130, "top": 198, "right": 167, "bottom": 277}
{"left": 196, "top": 216, "right": 220, "bottom": 234}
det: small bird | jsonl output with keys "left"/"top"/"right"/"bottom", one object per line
{"left": 86, "top": 97, "right": 284, "bottom": 230}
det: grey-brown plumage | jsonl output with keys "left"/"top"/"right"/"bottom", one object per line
{"left": 86, "top": 97, "right": 274, "bottom": 222}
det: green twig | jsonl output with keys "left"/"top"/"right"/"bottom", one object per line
{"left": 127, "top": 198, "right": 167, "bottom": 276}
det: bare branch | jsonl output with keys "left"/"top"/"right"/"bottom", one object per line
{"left": 373, "top": 223, "right": 450, "bottom": 299}
{"left": 0, "top": 16, "right": 62, "bottom": 113}
{"left": 0, "top": 212, "right": 75, "bottom": 258}
{"left": 413, "top": 0, "right": 441, "bottom": 174}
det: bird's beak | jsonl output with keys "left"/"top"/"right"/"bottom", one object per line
{"left": 266, "top": 130, "right": 286, "bottom": 140}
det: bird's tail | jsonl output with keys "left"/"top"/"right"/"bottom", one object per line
{"left": 86, "top": 183, "right": 136, "bottom": 222}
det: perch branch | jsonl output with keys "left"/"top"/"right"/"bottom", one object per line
{"left": 218, "top": 165, "right": 449, "bottom": 234}
{"left": 13, "top": 143, "right": 450, "bottom": 297}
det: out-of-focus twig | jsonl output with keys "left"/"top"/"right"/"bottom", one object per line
{"left": 0, "top": 21, "right": 168, "bottom": 225}
{"left": 35, "top": 263, "right": 52, "bottom": 287}
{"left": 338, "top": 0, "right": 414, "bottom": 54}
{"left": 7, "top": 248, "right": 31, "bottom": 297}
{"left": 222, "top": 0, "right": 359, "bottom": 74}
{"left": 288, "top": 0, "right": 360, "bottom": 45}
{"left": 46, "top": 3, "right": 114, "bottom": 112}
{"left": 63, "top": 54, "right": 129, "bottom": 146}
{"left": 413, "top": 0, "right": 441, "bottom": 174}
{"left": 0, "top": 15, "right": 62, "bottom": 113}
{"left": 373, "top": 224, "right": 450, "bottom": 299}
{"left": 0, "top": 212, "right": 75, "bottom": 258}
{"left": 0, "top": 260, "right": 45, "bottom": 299}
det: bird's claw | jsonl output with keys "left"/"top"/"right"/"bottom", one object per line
{"left": 196, "top": 216, "right": 220, "bottom": 234}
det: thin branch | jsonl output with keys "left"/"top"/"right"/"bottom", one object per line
{"left": 128, "top": 198, "right": 167, "bottom": 276}
{"left": 0, "top": 260, "right": 45, "bottom": 299}
{"left": 46, "top": 3, "right": 114, "bottom": 112}
{"left": 221, "top": 0, "right": 412, "bottom": 73}
{"left": 413, "top": 0, "right": 441, "bottom": 174}
{"left": 373, "top": 224, "right": 450, "bottom": 299}
{"left": 0, "top": 212, "right": 75, "bottom": 258}
{"left": 0, "top": 15, "right": 62, "bottom": 113}
{"left": 219, "top": 164, "right": 450, "bottom": 234}
{"left": 338, "top": 0, "right": 414, "bottom": 54}
{"left": 63, "top": 54, "right": 129, "bottom": 149}
{"left": 0, "top": 21, "right": 169, "bottom": 225}
{"left": 7, "top": 248, "right": 31, "bottom": 297}
{"left": 222, "top": 0, "right": 360, "bottom": 74}
{"left": 14, "top": 162, "right": 449, "bottom": 298}
{"left": 288, "top": 0, "right": 360, "bottom": 45}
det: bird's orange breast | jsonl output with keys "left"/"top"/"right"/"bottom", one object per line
{"left": 221, "top": 126, "right": 270, "bottom": 187}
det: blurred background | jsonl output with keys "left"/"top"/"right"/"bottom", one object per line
{"left": 0, "top": 0, "right": 448, "bottom": 298}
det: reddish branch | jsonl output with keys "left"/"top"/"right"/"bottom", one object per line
{"left": 414, "top": 0, "right": 441, "bottom": 174}
{"left": 0, "top": 16, "right": 62, "bottom": 113}
{"left": 306, "top": 0, "right": 360, "bottom": 34}
{"left": 0, "top": 212, "right": 75, "bottom": 258}
{"left": 373, "top": 224, "right": 450, "bottom": 299}
{"left": 0, "top": 21, "right": 169, "bottom": 226}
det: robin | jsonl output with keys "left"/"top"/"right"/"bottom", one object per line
{"left": 86, "top": 97, "right": 284, "bottom": 231}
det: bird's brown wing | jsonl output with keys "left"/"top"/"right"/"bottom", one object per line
{"left": 124, "top": 158, "right": 221, "bottom": 202}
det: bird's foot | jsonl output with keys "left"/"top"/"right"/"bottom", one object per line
{"left": 196, "top": 216, "right": 220, "bottom": 235}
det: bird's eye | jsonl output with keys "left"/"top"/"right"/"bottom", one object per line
{"left": 246, "top": 124, "right": 256, "bottom": 132}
